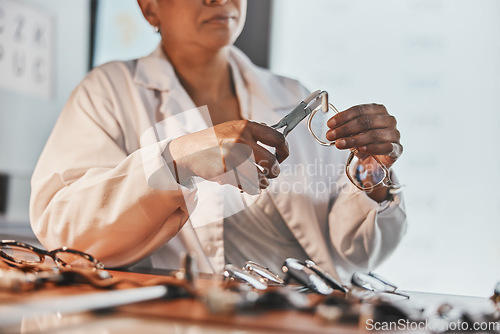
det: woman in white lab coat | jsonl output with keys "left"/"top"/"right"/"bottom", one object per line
{"left": 30, "top": 0, "right": 406, "bottom": 282}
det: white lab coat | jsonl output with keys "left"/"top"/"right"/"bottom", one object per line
{"left": 30, "top": 45, "right": 406, "bottom": 282}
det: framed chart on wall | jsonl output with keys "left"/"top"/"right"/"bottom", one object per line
{"left": 0, "top": 0, "right": 55, "bottom": 100}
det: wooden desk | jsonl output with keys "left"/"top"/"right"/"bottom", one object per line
{"left": 0, "top": 270, "right": 361, "bottom": 334}
{"left": 0, "top": 270, "right": 496, "bottom": 334}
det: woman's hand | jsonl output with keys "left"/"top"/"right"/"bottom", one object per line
{"left": 325, "top": 104, "right": 403, "bottom": 168}
{"left": 168, "top": 120, "right": 289, "bottom": 194}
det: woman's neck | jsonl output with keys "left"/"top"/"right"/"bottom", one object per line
{"left": 162, "top": 43, "right": 234, "bottom": 105}
{"left": 161, "top": 42, "right": 241, "bottom": 125}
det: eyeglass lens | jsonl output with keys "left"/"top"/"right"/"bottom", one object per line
{"left": 282, "top": 258, "right": 334, "bottom": 295}
{"left": 368, "top": 272, "right": 398, "bottom": 290}
{"left": 0, "top": 245, "right": 43, "bottom": 264}
{"left": 308, "top": 104, "right": 337, "bottom": 146}
{"left": 305, "top": 260, "right": 348, "bottom": 293}
{"left": 1, "top": 241, "right": 103, "bottom": 270}
{"left": 346, "top": 153, "right": 387, "bottom": 189}
{"left": 352, "top": 272, "right": 390, "bottom": 292}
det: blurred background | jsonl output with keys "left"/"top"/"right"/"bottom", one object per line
{"left": 0, "top": 0, "right": 499, "bottom": 297}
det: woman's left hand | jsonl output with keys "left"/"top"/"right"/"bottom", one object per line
{"left": 325, "top": 103, "right": 403, "bottom": 168}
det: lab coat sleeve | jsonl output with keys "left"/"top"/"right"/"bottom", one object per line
{"left": 328, "top": 173, "right": 407, "bottom": 281}
{"left": 29, "top": 72, "right": 197, "bottom": 268}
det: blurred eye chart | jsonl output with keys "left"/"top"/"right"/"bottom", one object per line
{"left": 0, "top": 0, "right": 54, "bottom": 100}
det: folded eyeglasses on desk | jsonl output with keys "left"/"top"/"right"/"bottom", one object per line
{"left": 1, "top": 241, "right": 499, "bottom": 332}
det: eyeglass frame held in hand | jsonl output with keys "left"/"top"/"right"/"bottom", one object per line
{"left": 271, "top": 90, "right": 400, "bottom": 193}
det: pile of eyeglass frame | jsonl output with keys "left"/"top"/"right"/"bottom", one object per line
{"left": 216, "top": 258, "right": 500, "bottom": 332}
{"left": 1, "top": 252, "right": 499, "bottom": 333}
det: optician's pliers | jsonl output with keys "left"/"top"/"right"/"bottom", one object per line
{"left": 271, "top": 90, "right": 329, "bottom": 137}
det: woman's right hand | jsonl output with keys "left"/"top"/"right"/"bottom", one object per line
{"left": 168, "top": 120, "right": 289, "bottom": 194}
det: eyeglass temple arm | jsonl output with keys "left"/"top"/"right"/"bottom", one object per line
{"left": 304, "top": 90, "right": 329, "bottom": 113}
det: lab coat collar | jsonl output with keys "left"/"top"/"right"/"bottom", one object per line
{"left": 133, "top": 44, "right": 299, "bottom": 136}
{"left": 133, "top": 44, "right": 296, "bottom": 112}
{"left": 134, "top": 44, "right": 207, "bottom": 134}
{"left": 133, "top": 44, "right": 177, "bottom": 92}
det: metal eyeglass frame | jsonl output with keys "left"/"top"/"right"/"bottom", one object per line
{"left": 243, "top": 260, "right": 285, "bottom": 286}
{"left": 272, "top": 90, "right": 399, "bottom": 192}
{"left": 351, "top": 271, "right": 409, "bottom": 299}
{"left": 304, "top": 259, "right": 348, "bottom": 293}
{"left": 224, "top": 261, "right": 285, "bottom": 290}
{"left": 282, "top": 258, "right": 347, "bottom": 296}
{"left": 0, "top": 240, "right": 104, "bottom": 270}
{"left": 223, "top": 264, "right": 268, "bottom": 290}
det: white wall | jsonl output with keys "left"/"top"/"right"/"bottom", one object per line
{"left": 93, "top": 0, "right": 160, "bottom": 67}
{"left": 270, "top": 0, "right": 500, "bottom": 297}
{"left": 0, "top": 0, "right": 90, "bottom": 225}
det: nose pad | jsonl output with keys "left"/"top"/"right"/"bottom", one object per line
{"left": 204, "top": 0, "right": 228, "bottom": 6}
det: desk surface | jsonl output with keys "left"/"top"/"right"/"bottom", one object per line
{"left": 0, "top": 269, "right": 496, "bottom": 334}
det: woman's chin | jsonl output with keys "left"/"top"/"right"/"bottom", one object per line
{"left": 202, "top": 35, "right": 238, "bottom": 51}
